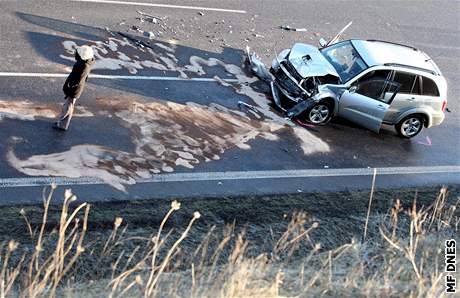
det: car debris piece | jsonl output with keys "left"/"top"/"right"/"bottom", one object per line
{"left": 136, "top": 10, "right": 163, "bottom": 23}
{"left": 143, "top": 31, "right": 155, "bottom": 39}
{"left": 286, "top": 100, "right": 316, "bottom": 118}
{"left": 246, "top": 46, "right": 273, "bottom": 82}
{"left": 237, "top": 101, "right": 258, "bottom": 112}
{"left": 198, "top": 11, "right": 204, "bottom": 16}
{"left": 131, "top": 25, "right": 142, "bottom": 32}
{"left": 280, "top": 25, "right": 307, "bottom": 32}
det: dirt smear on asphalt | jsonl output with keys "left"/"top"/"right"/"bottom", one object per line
{"left": 0, "top": 99, "right": 93, "bottom": 121}
{"left": 7, "top": 97, "right": 282, "bottom": 191}
{"left": 63, "top": 36, "right": 328, "bottom": 152}
{"left": 6, "top": 37, "right": 330, "bottom": 191}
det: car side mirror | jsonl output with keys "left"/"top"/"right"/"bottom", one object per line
{"left": 319, "top": 38, "right": 327, "bottom": 48}
{"left": 349, "top": 86, "right": 357, "bottom": 93}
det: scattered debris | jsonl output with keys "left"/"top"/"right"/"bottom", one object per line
{"left": 217, "top": 181, "right": 223, "bottom": 185}
{"left": 280, "top": 25, "right": 307, "bottom": 32}
{"left": 446, "top": 107, "right": 451, "bottom": 113}
{"left": 136, "top": 10, "right": 162, "bottom": 23}
{"left": 143, "top": 31, "right": 155, "bottom": 39}
{"left": 198, "top": 11, "right": 204, "bottom": 16}
{"left": 353, "top": 155, "right": 357, "bottom": 159}
{"left": 131, "top": 25, "right": 142, "bottom": 32}
{"left": 237, "top": 101, "right": 258, "bottom": 112}
{"left": 324, "top": 165, "right": 329, "bottom": 169}
{"left": 297, "top": 189, "right": 303, "bottom": 193}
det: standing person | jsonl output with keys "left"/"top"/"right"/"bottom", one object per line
{"left": 54, "top": 45, "right": 95, "bottom": 131}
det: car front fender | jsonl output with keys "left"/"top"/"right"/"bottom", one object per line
{"left": 312, "top": 87, "right": 340, "bottom": 115}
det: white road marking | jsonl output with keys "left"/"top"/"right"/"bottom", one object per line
{"left": 0, "top": 165, "right": 459, "bottom": 188}
{"left": 70, "top": 0, "right": 247, "bottom": 14}
{"left": 0, "top": 72, "right": 239, "bottom": 82}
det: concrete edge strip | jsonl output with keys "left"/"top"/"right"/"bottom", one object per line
{"left": 0, "top": 72, "right": 239, "bottom": 83}
{"left": 70, "top": 0, "right": 247, "bottom": 13}
{"left": 1, "top": 165, "right": 459, "bottom": 188}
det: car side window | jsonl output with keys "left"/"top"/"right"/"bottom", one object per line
{"left": 355, "top": 79, "right": 400, "bottom": 104}
{"left": 393, "top": 71, "right": 417, "bottom": 94}
{"left": 421, "top": 76, "right": 440, "bottom": 96}
{"left": 356, "top": 70, "right": 392, "bottom": 84}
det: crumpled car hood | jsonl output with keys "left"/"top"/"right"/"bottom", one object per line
{"left": 288, "top": 43, "right": 339, "bottom": 78}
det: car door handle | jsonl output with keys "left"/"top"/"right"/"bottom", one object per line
{"left": 377, "top": 104, "right": 386, "bottom": 110}
{"left": 407, "top": 97, "right": 415, "bottom": 101}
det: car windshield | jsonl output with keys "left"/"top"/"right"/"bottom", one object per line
{"left": 321, "top": 41, "right": 368, "bottom": 82}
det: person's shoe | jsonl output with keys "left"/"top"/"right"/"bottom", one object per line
{"left": 53, "top": 122, "right": 67, "bottom": 131}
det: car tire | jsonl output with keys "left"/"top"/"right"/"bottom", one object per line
{"left": 396, "top": 115, "right": 424, "bottom": 138}
{"left": 304, "top": 102, "right": 333, "bottom": 125}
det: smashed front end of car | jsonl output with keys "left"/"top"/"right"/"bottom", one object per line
{"left": 270, "top": 43, "right": 341, "bottom": 113}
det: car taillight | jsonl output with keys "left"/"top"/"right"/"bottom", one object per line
{"left": 442, "top": 100, "right": 447, "bottom": 111}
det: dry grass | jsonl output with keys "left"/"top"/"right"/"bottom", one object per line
{"left": 0, "top": 185, "right": 459, "bottom": 297}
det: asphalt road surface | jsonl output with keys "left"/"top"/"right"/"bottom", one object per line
{"left": 0, "top": 0, "right": 459, "bottom": 204}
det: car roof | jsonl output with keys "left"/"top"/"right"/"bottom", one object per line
{"left": 351, "top": 40, "right": 441, "bottom": 75}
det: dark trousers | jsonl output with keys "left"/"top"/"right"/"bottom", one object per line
{"left": 56, "top": 96, "right": 77, "bottom": 130}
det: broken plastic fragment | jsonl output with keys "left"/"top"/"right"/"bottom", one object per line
{"left": 237, "top": 101, "right": 258, "bottom": 112}
{"left": 143, "top": 31, "right": 155, "bottom": 39}
{"left": 136, "top": 10, "right": 163, "bottom": 23}
{"left": 280, "top": 25, "right": 307, "bottom": 32}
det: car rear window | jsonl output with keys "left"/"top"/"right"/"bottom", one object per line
{"left": 421, "top": 76, "right": 440, "bottom": 96}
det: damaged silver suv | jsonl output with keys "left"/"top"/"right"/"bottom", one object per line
{"left": 270, "top": 39, "right": 447, "bottom": 138}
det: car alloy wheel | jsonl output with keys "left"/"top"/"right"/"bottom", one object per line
{"left": 308, "top": 104, "right": 330, "bottom": 124}
{"left": 401, "top": 117, "right": 422, "bottom": 137}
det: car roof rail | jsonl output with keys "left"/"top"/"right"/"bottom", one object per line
{"left": 383, "top": 63, "right": 438, "bottom": 76}
{"left": 366, "top": 39, "right": 419, "bottom": 51}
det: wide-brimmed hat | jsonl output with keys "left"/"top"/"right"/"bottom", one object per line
{"left": 76, "top": 45, "right": 94, "bottom": 60}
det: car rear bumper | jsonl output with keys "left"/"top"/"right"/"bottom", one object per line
{"left": 429, "top": 111, "right": 445, "bottom": 127}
